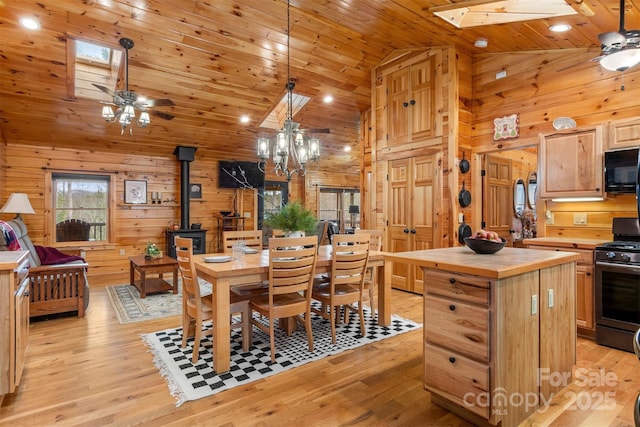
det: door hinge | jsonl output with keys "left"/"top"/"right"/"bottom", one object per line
{"left": 481, "top": 169, "right": 486, "bottom": 177}
{"left": 386, "top": 174, "right": 389, "bottom": 181}
{"left": 481, "top": 220, "right": 486, "bottom": 228}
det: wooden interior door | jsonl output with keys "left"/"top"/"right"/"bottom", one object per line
{"left": 409, "top": 56, "right": 436, "bottom": 142}
{"left": 484, "top": 155, "right": 513, "bottom": 244}
{"left": 388, "top": 155, "right": 437, "bottom": 293}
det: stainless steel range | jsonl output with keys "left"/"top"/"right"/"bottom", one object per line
{"left": 595, "top": 217, "right": 640, "bottom": 353}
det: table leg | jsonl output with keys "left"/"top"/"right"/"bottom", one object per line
{"left": 129, "top": 260, "right": 134, "bottom": 286}
{"left": 140, "top": 269, "right": 146, "bottom": 298}
{"left": 172, "top": 265, "right": 178, "bottom": 294}
{"left": 211, "top": 278, "right": 231, "bottom": 373}
{"left": 378, "top": 260, "right": 391, "bottom": 326}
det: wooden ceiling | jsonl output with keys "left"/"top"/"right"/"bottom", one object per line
{"left": 1, "top": 0, "right": 638, "bottom": 171}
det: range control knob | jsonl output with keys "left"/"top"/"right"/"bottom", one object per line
{"left": 621, "top": 253, "right": 631, "bottom": 262}
{"left": 606, "top": 252, "right": 616, "bottom": 259}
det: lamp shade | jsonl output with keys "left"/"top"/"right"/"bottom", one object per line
{"left": 0, "top": 193, "right": 35, "bottom": 220}
{"left": 349, "top": 205, "right": 360, "bottom": 214}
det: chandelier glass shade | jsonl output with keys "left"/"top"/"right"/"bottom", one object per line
{"left": 256, "top": 0, "right": 321, "bottom": 180}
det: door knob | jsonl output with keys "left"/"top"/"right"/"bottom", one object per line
{"left": 403, "top": 228, "right": 409, "bottom": 233}
{"left": 410, "top": 229, "right": 416, "bottom": 234}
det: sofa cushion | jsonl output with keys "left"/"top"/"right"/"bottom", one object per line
{"left": 1, "top": 219, "right": 41, "bottom": 266}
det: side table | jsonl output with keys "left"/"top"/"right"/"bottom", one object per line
{"left": 129, "top": 255, "right": 179, "bottom": 298}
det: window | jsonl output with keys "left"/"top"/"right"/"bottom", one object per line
{"left": 319, "top": 188, "right": 360, "bottom": 231}
{"left": 52, "top": 173, "right": 110, "bottom": 242}
{"left": 75, "top": 40, "right": 111, "bottom": 67}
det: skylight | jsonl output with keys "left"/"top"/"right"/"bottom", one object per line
{"left": 431, "top": 0, "right": 578, "bottom": 29}
{"left": 70, "top": 39, "right": 122, "bottom": 101}
{"left": 260, "top": 92, "right": 311, "bottom": 130}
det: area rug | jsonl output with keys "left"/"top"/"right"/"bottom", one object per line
{"left": 106, "top": 281, "right": 211, "bottom": 324}
{"left": 141, "top": 304, "right": 421, "bottom": 405}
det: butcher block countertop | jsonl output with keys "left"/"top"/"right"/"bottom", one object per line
{"left": 383, "top": 246, "right": 579, "bottom": 279}
{"left": 522, "top": 237, "right": 609, "bottom": 250}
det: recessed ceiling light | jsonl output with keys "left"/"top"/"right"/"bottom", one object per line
{"left": 550, "top": 23, "right": 572, "bottom": 32}
{"left": 474, "top": 38, "right": 488, "bottom": 48}
{"left": 240, "top": 115, "right": 250, "bottom": 124}
{"left": 20, "top": 17, "right": 41, "bottom": 30}
{"left": 323, "top": 95, "right": 333, "bottom": 103}
{"left": 344, "top": 146, "right": 351, "bottom": 152}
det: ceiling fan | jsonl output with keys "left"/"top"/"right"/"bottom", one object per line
{"left": 595, "top": 0, "right": 640, "bottom": 72}
{"left": 93, "top": 38, "right": 175, "bottom": 134}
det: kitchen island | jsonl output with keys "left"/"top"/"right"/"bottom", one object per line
{"left": 384, "top": 246, "right": 580, "bottom": 427}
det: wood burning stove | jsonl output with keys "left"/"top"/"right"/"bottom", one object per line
{"left": 166, "top": 146, "right": 207, "bottom": 258}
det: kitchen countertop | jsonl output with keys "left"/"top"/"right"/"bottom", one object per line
{"left": 383, "top": 246, "right": 579, "bottom": 279}
{"left": 522, "top": 237, "right": 609, "bottom": 250}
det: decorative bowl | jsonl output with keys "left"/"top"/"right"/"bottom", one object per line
{"left": 464, "top": 237, "right": 507, "bottom": 254}
{"left": 220, "top": 211, "right": 231, "bottom": 217}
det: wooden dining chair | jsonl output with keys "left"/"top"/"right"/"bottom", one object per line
{"left": 312, "top": 233, "right": 370, "bottom": 344}
{"left": 221, "top": 229, "right": 262, "bottom": 253}
{"left": 248, "top": 235, "right": 318, "bottom": 363}
{"left": 355, "top": 229, "right": 383, "bottom": 313}
{"left": 174, "top": 236, "right": 253, "bottom": 364}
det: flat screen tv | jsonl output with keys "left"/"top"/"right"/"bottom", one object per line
{"left": 218, "top": 160, "right": 265, "bottom": 188}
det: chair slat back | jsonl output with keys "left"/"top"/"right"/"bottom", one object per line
{"left": 331, "top": 233, "right": 370, "bottom": 289}
{"left": 355, "top": 228, "right": 383, "bottom": 251}
{"left": 175, "top": 236, "right": 202, "bottom": 312}
{"left": 268, "top": 236, "right": 318, "bottom": 297}
{"left": 221, "top": 229, "right": 263, "bottom": 253}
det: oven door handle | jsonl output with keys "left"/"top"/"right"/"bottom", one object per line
{"left": 596, "top": 260, "right": 640, "bottom": 274}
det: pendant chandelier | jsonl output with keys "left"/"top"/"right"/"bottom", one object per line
{"left": 256, "top": 0, "right": 321, "bottom": 181}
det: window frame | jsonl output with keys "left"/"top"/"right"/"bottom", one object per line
{"left": 45, "top": 171, "right": 117, "bottom": 247}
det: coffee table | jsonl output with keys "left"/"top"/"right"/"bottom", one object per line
{"left": 129, "top": 255, "right": 179, "bottom": 298}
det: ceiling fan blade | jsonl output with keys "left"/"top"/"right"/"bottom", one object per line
{"left": 151, "top": 111, "right": 175, "bottom": 120}
{"left": 302, "top": 128, "right": 330, "bottom": 134}
{"left": 92, "top": 83, "right": 115, "bottom": 97}
{"left": 598, "top": 31, "right": 626, "bottom": 46}
{"left": 142, "top": 98, "right": 175, "bottom": 107}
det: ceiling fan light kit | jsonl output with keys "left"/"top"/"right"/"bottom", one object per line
{"left": 93, "top": 38, "right": 175, "bottom": 135}
{"left": 597, "top": 0, "right": 640, "bottom": 73}
{"left": 255, "top": 0, "right": 323, "bottom": 181}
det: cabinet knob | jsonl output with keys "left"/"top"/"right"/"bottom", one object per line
{"left": 403, "top": 228, "right": 409, "bottom": 233}
{"left": 403, "top": 102, "right": 409, "bottom": 107}
{"left": 586, "top": 272, "right": 591, "bottom": 276}
{"left": 449, "top": 277, "right": 456, "bottom": 284}
{"left": 410, "top": 229, "right": 416, "bottom": 234}
{"left": 449, "top": 357, "right": 456, "bottom": 364}
{"left": 410, "top": 99, "right": 416, "bottom": 105}
{"left": 449, "top": 304, "right": 456, "bottom": 311}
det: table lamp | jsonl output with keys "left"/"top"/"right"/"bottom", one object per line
{"left": 0, "top": 193, "right": 35, "bottom": 220}
{"left": 349, "top": 205, "right": 360, "bottom": 229}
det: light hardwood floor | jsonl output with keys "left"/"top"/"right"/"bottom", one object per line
{"left": 0, "top": 287, "right": 638, "bottom": 426}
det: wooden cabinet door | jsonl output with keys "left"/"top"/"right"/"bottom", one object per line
{"left": 576, "top": 264, "right": 594, "bottom": 332}
{"left": 539, "top": 127, "right": 604, "bottom": 198}
{"left": 607, "top": 116, "right": 640, "bottom": 150}
{"left": 409, "top": 56, "right": 437, "bottom": 142}
{"left": 484, "top": 155, "right": 513, "bottom": 243}
{"left": 388, "top": 156, "right": 437, "bottom": 293}
{"left": 13, "top": 278, "right": 29, "bottom": 389}
{"left": 388, "top": 68, "right": 410, "bottom": 147}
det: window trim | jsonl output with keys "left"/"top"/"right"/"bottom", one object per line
{"left": 45, "top": 170, "right": 117, "bottom": 247}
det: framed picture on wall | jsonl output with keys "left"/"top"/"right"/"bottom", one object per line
{"left": 190, "top": 183, "right": 202, "bottom": 199}
{"left": 124, "top": 180, "right": 147, "bottom": 204}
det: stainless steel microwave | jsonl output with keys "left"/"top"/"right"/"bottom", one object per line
{"left": 604, "top": 148, "right": 639, "bottom": 194}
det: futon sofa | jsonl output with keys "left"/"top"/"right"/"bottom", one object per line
{"left": 0, "top": 219, "right": 89, "bottom": 318}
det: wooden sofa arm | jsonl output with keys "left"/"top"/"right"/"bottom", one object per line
{"left": 28, "top": 263, "right": 88, "bottom": 318}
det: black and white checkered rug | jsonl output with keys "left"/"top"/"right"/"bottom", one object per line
{"left": 141, "top": 303, "right": 421, "bottom": 405}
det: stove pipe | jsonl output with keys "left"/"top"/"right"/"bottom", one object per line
{"left": 173, "top": 146, "right": 197, "bottom": 230}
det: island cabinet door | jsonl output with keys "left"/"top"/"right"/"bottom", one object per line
{"left": 538, "top": 262, "right": 577, "bottom": 399}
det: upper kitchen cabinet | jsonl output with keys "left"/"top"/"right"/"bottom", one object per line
{"left": 607, "top": 116, "right": 640, "bottom": 150}
{"left": 386, "top": 52, "right": 442, "bottom": 147}
{"left": 538, "top": 126, "right": 604, "bottom": 199}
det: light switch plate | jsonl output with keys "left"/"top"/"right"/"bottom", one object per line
{"left": 573, "top": 213, "right": 587, "bottom": 225}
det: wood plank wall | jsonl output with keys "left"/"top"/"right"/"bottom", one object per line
{"left": 0, "top": 144, "right": 354, "bottom": 286}
{"left": 471, "top": 49, "right": 640, "bottom": 240}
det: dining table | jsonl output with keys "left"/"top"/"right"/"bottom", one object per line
{"left": 193, "top": 245, "right": 390, "bottom": 373}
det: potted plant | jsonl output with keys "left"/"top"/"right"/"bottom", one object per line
{"left": 264, "top": 200, "right": 317, "bottom": 237}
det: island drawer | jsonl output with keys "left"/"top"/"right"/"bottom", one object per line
{"left": 425, "top": 295, "right": 490, "bottom": 362}
{"left": 424, "top": 343, "right": 490, "bottom": 419}
{"left": 424, "top": 269, "right": 491, "bottom": 305}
